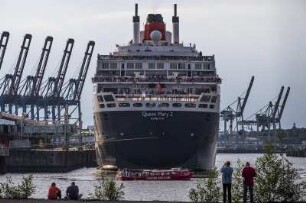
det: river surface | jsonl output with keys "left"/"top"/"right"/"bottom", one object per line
{"left": 1, "top": 153, "right": 306, "bottom": 201}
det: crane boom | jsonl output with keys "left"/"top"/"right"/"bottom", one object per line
{"left": 278, "top": 87, "right": 290, "bottom": 120}
{"left": 9, "top": 34, "right": 32, "bottom": 96}
{"left": 240, "top": 76, "right": 254, "bottom": 115}
{"left": 0, "top": 31, "right": 10, "bottom": 70}
{"left": 271, "top": 86, "right": 284, "bottom": 119}
{"left": 74, "top": 41, "right": 95, "bottom": 100}
{"left": 53, "top": 38, "right": 74, "bottom": 97}
{"left": 32, "top": 36, "right": 53, "bottom": 96}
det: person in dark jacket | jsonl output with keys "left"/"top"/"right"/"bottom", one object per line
{"left": 66, "top": 182, "right": 79, "bottom": 200}
{"left": 242, "top": 162, "right": 256, "bottom": 203}
{"left": 221, "top": 161, "right": 233, "bottom": 203}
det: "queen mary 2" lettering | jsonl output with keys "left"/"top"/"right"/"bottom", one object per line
{"left": 142, "top": 111, "right": 173, "bottom": 120}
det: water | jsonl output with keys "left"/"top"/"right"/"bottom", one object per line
{"left": 1, "top": 153, "right": 306, "bottom": 201}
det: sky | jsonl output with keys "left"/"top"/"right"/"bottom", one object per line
{"left": 0, "top": 0, "right": 305, "bottom": 129}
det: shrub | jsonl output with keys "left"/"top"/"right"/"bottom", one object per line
{"left": 232, "top": 159, "right": 244, "bottom": 203}
{"left": 90, "top": 172, "right": 124, "bottom": 201}
{"left": 0, "top": 175, "right": 35, "bottom": 199}
{"left": 255, "top": 144, "right": 306, "bottom": 202}
{"left": 189, "top": 167, "right": 221, "bottom": 202}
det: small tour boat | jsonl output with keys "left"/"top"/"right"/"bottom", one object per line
{"left": 116, "top": 168, "right": 192, "bottom": 181}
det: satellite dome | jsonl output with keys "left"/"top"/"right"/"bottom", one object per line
{"left": 150, "top": 30, "right": 162, "bottom": 43}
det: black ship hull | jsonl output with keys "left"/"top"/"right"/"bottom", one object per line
{"left": 94, "top": 110, "right": 219, "bottom": 171}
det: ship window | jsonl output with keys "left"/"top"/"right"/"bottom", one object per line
{"left": 107, "top": 103, "right": 116, "bottom": 108}
{"left": 148, "top": 63, "right": 155, "bottom": 69}
{"left": 104, "top": 95, "right": 115, "bottom": 102}
{"left": 211, "top": 96, "right": 217, "bottom": 103}
{"left": 200, "top": 95, "right": 211, "bottom": 102}
{"left": 195, "top": 63, "right": 202, "bottom": 70}
{"left": 185, "top": 103, "right": 196, "bottom": 108}
{"left": 127, "top": 63, "right": 134, "bottom": 69}
{"left": 135, "top": 63, "right": 142, "bottom": 69}
{"left": 133, "top": 103, "right": 143, "bottom": 107}
{"left": 97, "top": 96, "right": 104, "bottom": 102}
{"left": 172, "top": 103, "right": 182, "bottom": 108}
{"left": 178, "top": 63, "right": 186, "bottom": 69}
{"left": 99, "top": 104, "right": 105, "bottom": 108}
{"left": 158, "top": 103, "right": 169, "bottom": 107}
{"left": 119, "top": 103, "right": 130, "bottom": 107}
{"left": 110, "top": 63, "right": 117, "bottom": 69}
{"left": 101, "top": 62, "right": 109, "bottom": 69}
{"left": 157, "top": 63, "right": 164, "bottom": 69}
{"left": 146, "top": 103, "right": 156, "bottom": 108}
{"left": 170, "top": 63, "right": 178, "bottom": 69}
{"left": 209, "top": 104, "right": 215, "bottom": 109}
{"left": 199, "top": 104, "right": 208, "bottom": 108}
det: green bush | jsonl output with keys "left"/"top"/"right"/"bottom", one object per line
{"left": 232, "top": 159, "right": 244, "bottom": 203}
{"left": 90, "top": 172, "right": 124, "bottom": 201}
{"left": 189, "top": 168, "right": 221, "bottom": 202}
{"left": 0, "top": 175, "right": 35, "bottom": 199}
{"left": 255, "top": 144, "right": 306, "bottom": 202}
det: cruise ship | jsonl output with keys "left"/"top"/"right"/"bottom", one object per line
{"left": 93, "top": 4, "right": 221, "bottom": 171}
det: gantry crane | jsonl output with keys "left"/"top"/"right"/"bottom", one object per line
{"left": 0, "top": 31, "right": 10, "bottom": 71}
{"left": 0, "top": 34, "right": 32, "bottom": 114}
{"left": 41, "top": 38, "right": 74, "bottom": 121}
{"left": 220, "top": 76, "right": 254, "bottom": 142}
{"left": 62, "top": 41, "right": 95, "bottom": 128}
{"left": 18, "top": 36, "right": 53, "bottom": 119}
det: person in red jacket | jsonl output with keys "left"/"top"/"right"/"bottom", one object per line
{"left": 48, "top": 182, "right": 61, "bottom": 200}
{"left": 242, "top": 162, "right": 256, "bottom": 203}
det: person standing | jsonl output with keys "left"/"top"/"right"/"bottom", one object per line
{"left": 221, "top": 161, "right": 233, "bottom": 203}
{"left": 242, "top": 162, "right": 256, "bottom": 203}
{"left": 48, "top": 182, "right": 61, "bottom": 200}
{"left": 66, "top": 182, "right": 79, "bottom": 200}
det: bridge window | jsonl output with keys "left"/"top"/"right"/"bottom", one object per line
{"left": 110, "top": 63, "right": 117, "bottom": 69}
{"left": 195, "top": 63, "right": 202, "bottom": 70}
{"left": 97, "top": 96, "right": 104, "bottom": 102}
{"left": 157, "top": 63, "right": 164, "bottom": 69}
{"left": 119, "top": 103, "right": 130, "bottom": 107}
{"left": 211, "top": 96, "right": 217, "bottom": 103}
{"left": 104, "top": 95, "right": 115, "bottom": 102}
{"left": 209, "top": 104, "right": 215, "bottom": 109}
{"left": 135, "top": 63, "right": 142, "bottom": 69}
{"left": 148, "top": 63, "right": 155, "bottom": 69}
{"left": 200, "top": 95, "right": 211, "bottom": 102}
{"left": 106, "top": 103, "right": 116, "bottom": 108}
{"left": 185, "top": 103, "right": 196, "bottom": 108}
{"left": 99, "top": 104, "right": 105, "bottom": 108}
{"left": 199, "top": 104, "right": 208, "bottom": 108}
{"left": 178, "top": 63, "right": 186, "bottom": 69}
{"left": 158, "top": 103, "right": 169, "bottom": 107}
{"left": 172, "top": 103, "right": 182, "bottom": 108}
{"left": 146, "top": 103, "right": 156, "bottom": 108}
{"left": 101, "top": 62, "right": 109, "bottom": 69}
{"left": 127, "top": 63, "right": 134, "bottom": 69}
{"left": 133, "top": 103, "right": 143, "bottom": 107}
{"left": 170, "top": 63, "right": 178, "bottom": 69}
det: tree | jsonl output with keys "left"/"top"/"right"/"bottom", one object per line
{"left": 0, "top": 175, "right": 36, "bottom": 199}
{"left": 232, "top": 159, "right": 244, "bottom": 203}
{"left": 255, "top": 144, "right": 306, "bottom": 202}
{"left": 189, "top": 168, "right": 221, "bottom": 202}
{"left": 90, "top": 172, "right": 124, "bottom": 201}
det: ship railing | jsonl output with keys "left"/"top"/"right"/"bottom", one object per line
{"left": 115, "top": 94, "right": 201, "bottom": 102}
{"left": 92, "top": 75, "right": 221, "bottom": 84}
{"left": 98, "top": 54, "right": 215, "bottom": 61}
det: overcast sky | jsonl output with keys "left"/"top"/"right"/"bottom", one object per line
{"left": 0, "top": 0, "right": 305, "bottom": 129}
